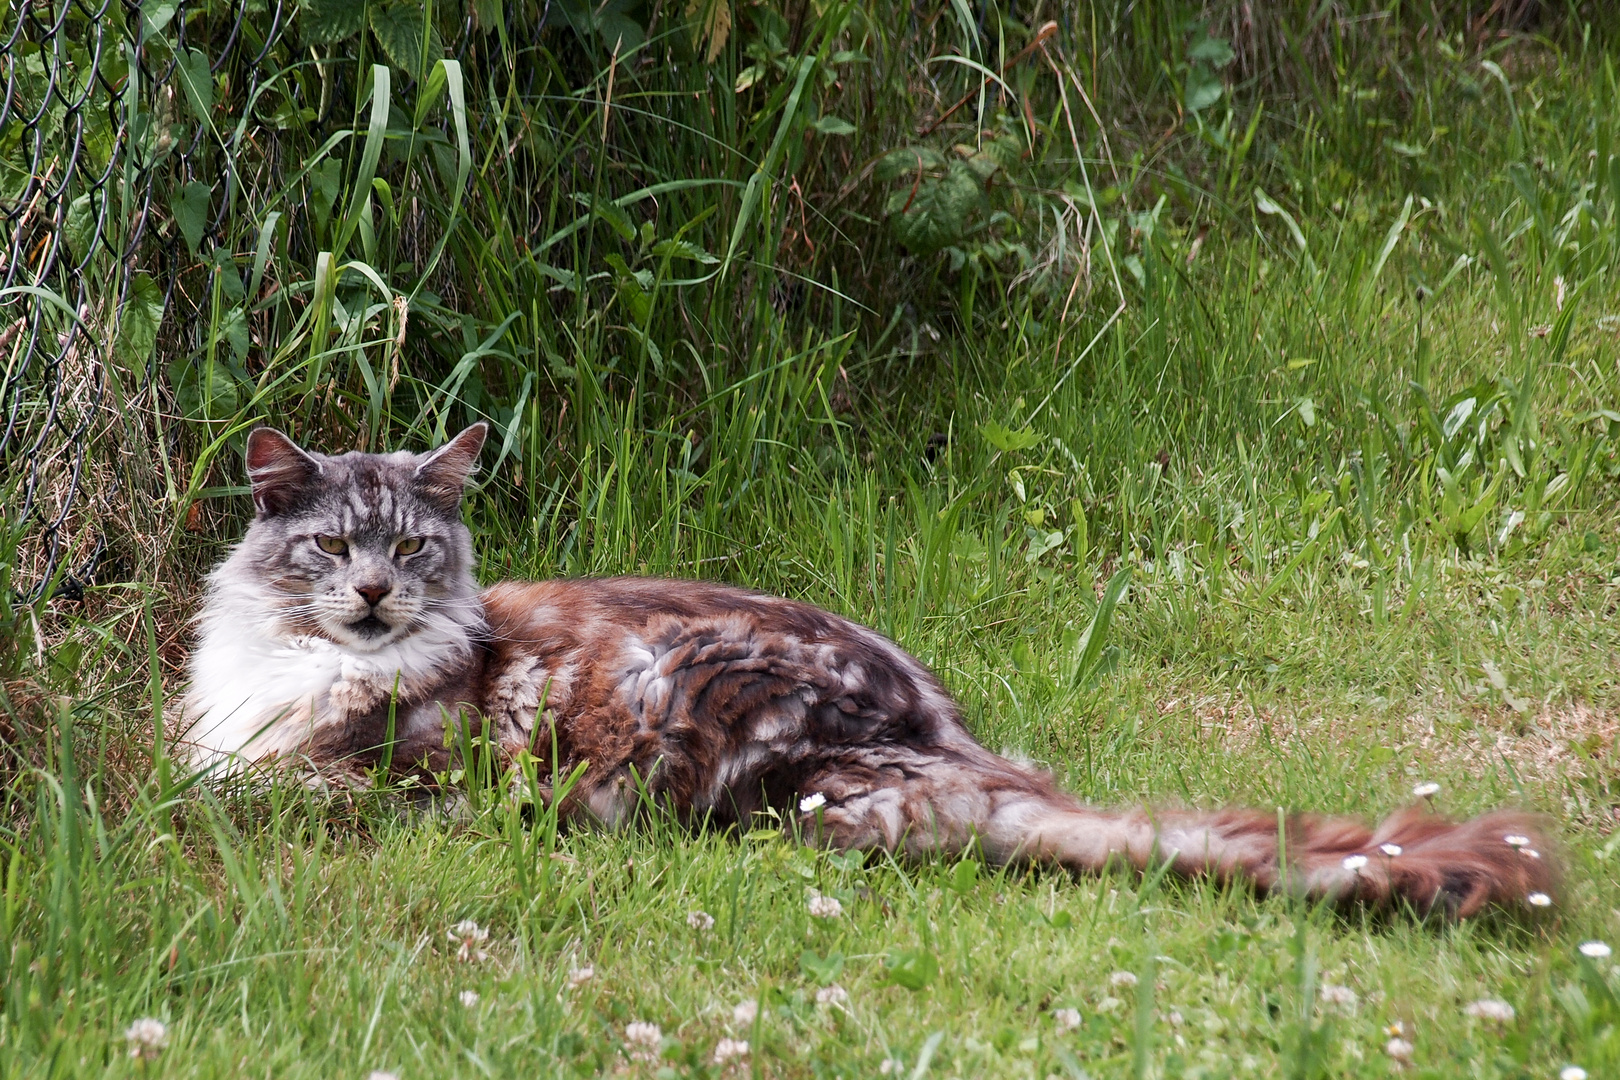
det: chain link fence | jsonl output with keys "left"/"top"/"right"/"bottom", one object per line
{"left": 0, "top": 0, "right": 544, "bottom": 610}
{"left": 1, "top": 0, "right": 295, "bottom": 602}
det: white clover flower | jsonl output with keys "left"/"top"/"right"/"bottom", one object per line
{"left": 732, "top": 999, "right": 758, "bottom": 1026}
{"left": 1579, "top": 941, "right": 1612, "bottom": 959}
{"left": 1561, "top": 1066, "right": 1588, "bottom": 1080}
{"left": 1166, "top": 1009, "right": 1184, "bottom": 1027}
{"left": 1412, "top": 781, "right": 1441, "bottom": 798}
{"left": 799, "top": 792, "right": 827, "bottom": 813}
{"left": 1319, "top": 984, "right": 1358, "bottom": 1010}
{"left": 1052, "top": 1007, "right": 1081, "bottom": 1032}
{"left": 815, "top": 984, "right": 849, "bottom": 1006}
{"left": 1528, "top": 892, "right": 1553, "bottom": 908}
{"left": 124, "top": 1018, "right": 168, "bottom": 1059}
{"left": 713, "top": 1037, "right": 749, "bottom": 1064}
{"left": 624, "top": 1021, "right": 662, "bottom": 1062}
{"left": 1503, "top": 834, "right": 1530, "bottom": 848}
{"left": 1108, "top": 970, "right": 1138, "bottom": 988}
{"left": 1379, "top": 843, "right": 1403, "bottom": 856}
{"left": 448, "top": 920, "right": 490, "bottom": 963}
{"left": 1342, "top": 854, "right": 1369, "bottom": 872}
{"left": 1463, "top": 999, "right": 1515, "bottom": 1023}
{"left": 688, "top": 910, "right": 716, "bottom": 931}
{"left": 566, "top": 965, "right": 595, "bottom": 988}
{"left": 806, "top": 890, "right": 843, "bottom": 919}
{"left": 1384, "top": 1037, "right": 1414, "bottom": 1063}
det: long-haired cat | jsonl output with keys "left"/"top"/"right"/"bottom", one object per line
{"left": 182, "top": 423, "right": 1555, "bottom": 918}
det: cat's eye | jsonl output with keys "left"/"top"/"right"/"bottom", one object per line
{"left": 315, "top": 535, "right": 349, "bottom": 556}
{"left": 394, "top": 536, "right": 424, "bottom": 556}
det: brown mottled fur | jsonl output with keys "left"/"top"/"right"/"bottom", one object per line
{"left": 197, "top": 427, "right": 1556, "bottom": 920}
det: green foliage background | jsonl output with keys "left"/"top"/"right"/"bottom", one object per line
{"left": 4, "top": 0, "right": 1620, "bottom": 1075}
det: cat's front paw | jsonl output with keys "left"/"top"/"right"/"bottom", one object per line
{"left": 329, "top": 659, "right": 396, "bottom": 716}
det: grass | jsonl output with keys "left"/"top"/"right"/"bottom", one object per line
{"left": 6, "top": 0, "right": 1620, "bottom": 1076}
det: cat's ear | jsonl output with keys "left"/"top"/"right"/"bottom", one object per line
{"left": 245, "top": 427, "right": 321, "bottom": 517}
{"left": 415, "top": 422, "right": 488, "bottom": 509}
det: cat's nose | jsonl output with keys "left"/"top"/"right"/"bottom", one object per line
{"left": 355, "top": 583, "right": 391, "bottom": 607}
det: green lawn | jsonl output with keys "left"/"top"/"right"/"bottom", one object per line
{"left": 6, "top": 2, "right": 1620, "bottom": 1077}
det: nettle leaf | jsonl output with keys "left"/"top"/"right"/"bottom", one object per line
{"left": 117, "top": 271, "right": 165, "bottom": 364}
{"left": 573, "top": 193, "right": 636, "bottom": 242}
{"left": 300, "top": 0, "right": 365, "bottom": 45}
{"left": 1188, "top": 36, "right": 1235, "bottom": 67}
{"left": 1184, "top": 65, "right": 1223, "bottom": 113}
{"left": 875, "top": 145, "right": 946, "bottom": 183}
{"left": 140, "top": 0, "right": 177, "bottom": 38}
{"left": 370, "top": 0, "right": 444, "bottom": 73}
{"left": 63, "top": 193, "right": 97, "bottom": 260}
{"left": 885, "top": 161, "right": 983, "bottom": 256}
{"left": 171, "top": 180, "right": 211, "bottom": 254}
{"left": 176, "top": 47, "right": 213, "bottom": 122}
{"left": 651, "top": 238, "right": 718, "bottom": 264}
{"left": 215, "top": 306, "right": 250, "bottom": 362}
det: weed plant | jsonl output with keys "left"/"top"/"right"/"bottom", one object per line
{"left": 3, "top": 0, "right": 1620, "bottom": 1076}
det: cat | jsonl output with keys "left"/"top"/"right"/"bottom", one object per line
{"left": 181, "top": 423, "right": 1555, "bottom": 919}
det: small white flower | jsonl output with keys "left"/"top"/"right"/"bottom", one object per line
{"left": 799, "top": 792, "right": 827, "bottom": 813}
{"left": 1523, "top": 848, "right": 1541, "bottom": 859}
{"left": 1052, "top": 1007, "right": 1081, "bottom": 1031}
{"left": 687, "top": 910, "right": 716, "bottom": 931}
{"left": 1319, "top": 984, "right": 1358, "bottom": 1010}
{"left": 447, "top": 920, "right": 490, "bottom": 963}
{"left": 567, "top": 965, "right": 595, "bottom": 988}
{"left": 1463, "top": 999, "right": 1515, "bottom": 1023}
{"left": 1412, "top": 781, "right": 1441, "bottom": 798}
{"left": 806, "top": 890, "right": 843, "bottom": 919}
{"left": 879, "top": 1060, "right": 900, "bottom": 1075}
{"left": 1166, "top": 1009, "right": 1184, "bottom": 1027}
{"left": 624, "top": 1021, "right": 662, "bottom": 1062}
{"left": 124, "top": 1018, "right": 168, "bottom": 1059}
{"left": 1342, "top": 854, "right": 1369, "bottom": 872}
{"left": 1383, "top": 1021, "right": 1407, "bottom": 1038}
{"left": 458, "top": 990, "right": 480, "bottom": 1008}
{"left": 1109, "top": 970, "right": 1138, "bottom": 988}
{"left": 1561, "top": 1067, "right": 1588, "bottom": 1080}
{"left": 1379, "top": 843, "right": 1403, "bottom": 856}
{"left": 1503, "top": 834, "right": 1530, "bottom": 848}
{"left": 1528, "top": 892, "right": 1553, "bottom": 907}
{"left": 713, "top": 1037, "right": 749, "bottom": 1064}
{"left": 732, "top": 1000, "right": 758, "bottom": 1025}
{"left": 1580, "top": 941, "right": 1612, "bottom": 959}
{"left": 815, "top": 984, "right": 849, "bottom": 1006}
{"left": 1385, "top": 1037, "right": 1414, "bottom": 1063}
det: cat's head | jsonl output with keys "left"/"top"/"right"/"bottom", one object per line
{"left": 223, "top": 423, "right": 488, "bottom": 651}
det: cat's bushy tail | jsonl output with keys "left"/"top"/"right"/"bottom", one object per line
{"left": 804, "top": 745, "right": 1555, "bottom": 919}
{"left": 993, "top": 794, "right": 1555, "bottom": 918}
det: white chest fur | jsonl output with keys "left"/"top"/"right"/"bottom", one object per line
{"left": 181, "top": 592, "right": 477, "bottom": 773}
